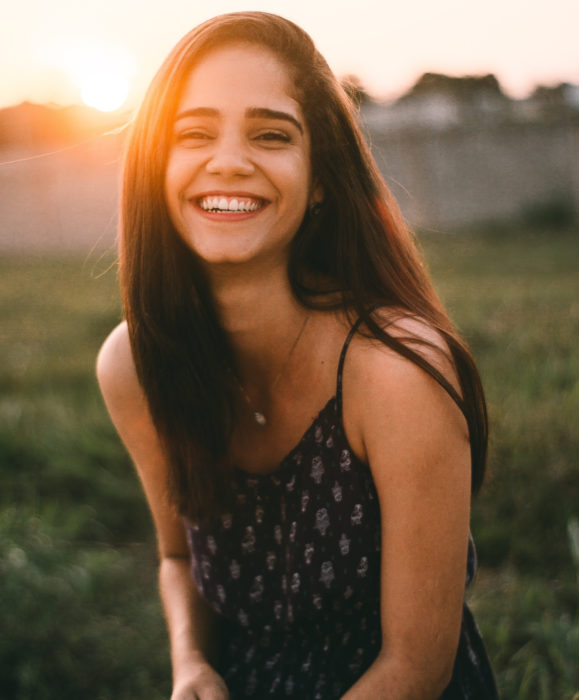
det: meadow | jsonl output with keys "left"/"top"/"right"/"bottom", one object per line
{"left": 0, "top": 227, "right": 577, "bottom": 699}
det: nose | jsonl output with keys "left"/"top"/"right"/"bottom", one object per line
{"left": 205, "top": 132, "right": 255, "bottom": 177}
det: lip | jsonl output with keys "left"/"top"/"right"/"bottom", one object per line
{"left": 194, "top": 190, "right": 269, "bottom": 200}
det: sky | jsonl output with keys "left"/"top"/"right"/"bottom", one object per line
{"left": 3, "top": 0, "right": 579, "bottom": 111}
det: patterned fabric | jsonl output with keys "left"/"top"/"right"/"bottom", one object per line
{"left": 186, "top": 321, "right": 498, "bottom": 699}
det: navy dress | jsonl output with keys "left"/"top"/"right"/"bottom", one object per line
{"left": 187, "top": 321, "right": 498, "bottom": 699}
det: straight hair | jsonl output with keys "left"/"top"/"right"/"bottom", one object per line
{"left": 120, "top": 11, "right": 488, "bottom": 522}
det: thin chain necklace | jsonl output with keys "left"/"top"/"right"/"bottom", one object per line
{"left": 231, "top": 313, "right": 310, "bottom": 427}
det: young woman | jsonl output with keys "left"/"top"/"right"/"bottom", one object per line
{"left": 97, "top": 12, "right": 498, "bottom": 699}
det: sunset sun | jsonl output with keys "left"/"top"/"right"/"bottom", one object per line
{"left": 80, "top": 73, "right": 131, "bottom": 112}
{"left": 56, "top": 40, "right": 136, "bottom": 112}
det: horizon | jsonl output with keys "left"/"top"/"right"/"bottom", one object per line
{"left": 1, "top": 67, "right": 576, "bottom": 117}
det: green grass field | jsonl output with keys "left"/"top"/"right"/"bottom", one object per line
{"left": 1, "top": 228, "right": 577, "bottom": 698}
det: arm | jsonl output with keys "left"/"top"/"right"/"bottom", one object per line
{"left": 96, "top": 322, "right": 229, "bottom": 700}
{"left": 341, "top": 324, "right": 471, "bottom": 699}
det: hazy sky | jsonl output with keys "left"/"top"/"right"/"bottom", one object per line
{"left": 3, "top": 0, "right": 579, "bottom": 110}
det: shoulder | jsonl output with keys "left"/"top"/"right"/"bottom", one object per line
{"left": 373, "top": 308, "right": 459, "bottom": 390}
{"left": 96, "top": 321, "right": 133, "bottom": 391}
{"left": 343, "top": 308, "right": 468, "bottom": 467}
{"left": 96, "top": 322, "right": 167, "bottom": 479}
{"left": 96, "top": 321, "right": 146, "bottom": 417}
{"left": 348, "top": 307, "right": 460, "bottom": 394}
{"left": 344, "top": 306, "right": 464, "bottom": 403}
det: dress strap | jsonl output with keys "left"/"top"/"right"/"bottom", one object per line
{"left": 336, "top": 315, "right": 366, "bottom": 418}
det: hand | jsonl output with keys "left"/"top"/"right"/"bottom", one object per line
{"left": 171, "top": 662, "right": 230, "bottom": 700}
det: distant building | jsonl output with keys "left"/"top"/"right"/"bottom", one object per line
{"left": 362, "top": 72, "right": 510, "bottom": 132}
{"left": 514, "top": 82, "right": 579, "bottom": 121}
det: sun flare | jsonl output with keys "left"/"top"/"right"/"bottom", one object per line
{"left": 80, "top": 73, "right": 131, "bottom": 112}
{"left": 53, "top": 40, "right": 136, "bottom": 112}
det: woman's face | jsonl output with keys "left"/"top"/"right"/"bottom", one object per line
{"left": 164, "top": 43, "right": 320, "bottom": 270}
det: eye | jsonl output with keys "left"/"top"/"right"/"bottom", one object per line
{"left": 255, "top": 130, "right": 291, "bottom": 144}
{"left": 175, "top": 129, "right": 213, "bottom": 146}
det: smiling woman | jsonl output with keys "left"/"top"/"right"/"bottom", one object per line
{"left": 97, "top": 11, "right": 498, "bottom": 700}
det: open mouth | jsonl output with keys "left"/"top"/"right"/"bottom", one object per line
{"left": 197, "top": 195, "right": 265, "bottom": 214}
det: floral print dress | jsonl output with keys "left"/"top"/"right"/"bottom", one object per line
{"left": 186, "top": 321, "right": 498, "bottom": 699}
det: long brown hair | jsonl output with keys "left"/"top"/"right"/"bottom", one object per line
{"left": 120, "top": 11, "right": 488, "bottom": 522}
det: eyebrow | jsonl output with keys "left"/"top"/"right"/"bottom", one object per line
{"left": 247, "top": 107, "right": 303, "bottom": 134}
{"left": 174, "top": 106, "right": 304, "bottom": 134}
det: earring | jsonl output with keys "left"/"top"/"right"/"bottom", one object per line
{"left": 310, "top": 202, "right": 322, "bottom": 216}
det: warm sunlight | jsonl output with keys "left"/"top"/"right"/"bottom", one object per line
{"left": 80, "top": 73, "right": 130, "bottom": 112}
{"left": 53, "top": 39, "right": 136, "bottom": 112}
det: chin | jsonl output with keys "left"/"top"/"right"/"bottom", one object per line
{"left": 191, "top": 246, "right": 262, "bottom": 268}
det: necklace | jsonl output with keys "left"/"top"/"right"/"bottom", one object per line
{"left": 231, "top": 313, "right": 310, "bottom": 427}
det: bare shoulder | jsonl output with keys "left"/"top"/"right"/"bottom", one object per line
{"left": 349, "top": 326, "right": 458, "bottom": 423}
{"left": 343, "top": 308, "right": 468, "bottom": 467}
{"left": 96, "top": 321, "right": 146, "bottom": 416}
{"left": 96, "top": 320, "right": 133, "bottom": 383}
{"left": 371, "top": 307, "right": 459, "bottom": 390}
{"left": 348, "top": 309, "right": 458, "bottom": 389}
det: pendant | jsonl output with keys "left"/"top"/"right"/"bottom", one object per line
{"left": 253, "top": 411, "right": 267, "bottom": 427}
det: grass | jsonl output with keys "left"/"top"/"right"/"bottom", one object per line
{"left": 1, "top": 227, "right": 578, "bottom": 698}
{"left": 420, "top": 229, "right": 579, "bottom": 576}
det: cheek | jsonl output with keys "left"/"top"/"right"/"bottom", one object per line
{"left": 279, "top": 157, "right": 312, "bottom": 204}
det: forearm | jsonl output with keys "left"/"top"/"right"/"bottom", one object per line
{"left": 340, "top": 650, "right": 452, "bottom": 700}
{"left": 159, "top": 555, "right": 219, "bottom": 681}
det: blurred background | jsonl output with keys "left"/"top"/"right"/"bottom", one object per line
{"left": 1, "top": 1, "right": 578, "bottom": 698}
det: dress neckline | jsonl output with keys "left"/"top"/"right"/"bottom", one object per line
{"left": 233, "top": 314, "right": 366, "bottom": 481}
{"left": 233, "top": 394, "right": 338, "bottom": 480}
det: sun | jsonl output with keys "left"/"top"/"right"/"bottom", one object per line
{"left": 56, "top": 40, "right": 136, "bottom": 112}
{"left": 81, "top": 73, "right": 131, "bottom": 112}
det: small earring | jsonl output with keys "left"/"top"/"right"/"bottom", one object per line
{"left": 310, "top": 202, "right": 322, "bottom": 216}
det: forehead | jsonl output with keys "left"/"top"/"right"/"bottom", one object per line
{"left": 176, "top": 43, "right": 302, "bottom": 118}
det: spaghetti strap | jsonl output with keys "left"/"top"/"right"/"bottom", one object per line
{"left": 336, "top": 315, "right": 366, "bottom": 419}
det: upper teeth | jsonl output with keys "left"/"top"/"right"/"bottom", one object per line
{"left": 199, "top": 196, "right": 262, "bottom": 212}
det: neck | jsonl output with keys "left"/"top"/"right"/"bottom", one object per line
{"left": 207, "top": 259, "right": 308, "bottom": 384}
